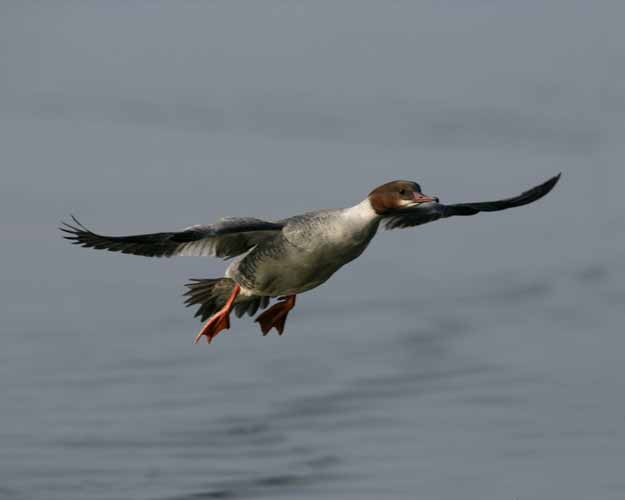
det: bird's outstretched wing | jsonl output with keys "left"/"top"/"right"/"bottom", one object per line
{"left": 383, "top": 174, "right": 561, "bottom": 230}
{"left": 60, "top": 215, "right": 284, "bottom": 259}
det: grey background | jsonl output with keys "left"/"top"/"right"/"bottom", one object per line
{"left": 1, "top": 2, "right": 624, "bottom": 499}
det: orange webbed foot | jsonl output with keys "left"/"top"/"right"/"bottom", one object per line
{"left": 193, "top": 284, "right": 240, "bottom": 345}
{"left": 193, "top": 311, "right": 231, "bottom": 344}
{"left": 255, "top": 295, "right": 296, "bottom": 336}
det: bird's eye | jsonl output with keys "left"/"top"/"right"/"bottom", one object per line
{"left": 399, "top": 189, "right": 406, "bottom": 195}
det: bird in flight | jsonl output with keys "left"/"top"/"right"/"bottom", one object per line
{"left": 61, "top": 174, "right": 560, "bottom": 344}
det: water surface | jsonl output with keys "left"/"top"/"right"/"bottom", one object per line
{"left": 1, "top": 2, "right": 624, "bottom": 499}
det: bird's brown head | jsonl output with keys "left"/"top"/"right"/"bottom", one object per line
{"left": 368, "top": 180, "right": 438, "bottom": 215}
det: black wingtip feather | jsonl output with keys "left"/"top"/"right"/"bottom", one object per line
{"left": 70, "top": 214, "right": 90, "bottom": 231}
{"left": 58, "top": 215, "right": 183, "bottom": 257}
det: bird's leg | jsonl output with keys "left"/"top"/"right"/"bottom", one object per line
{"left": 255, "top": 295, "right": 297, "bottom": 336}
{"left": 194, "top": 284, "right": 241, "bottom": 344}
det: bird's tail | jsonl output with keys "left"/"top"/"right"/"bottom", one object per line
{"left": 184, "top": 278, "right": 237, "bottom": 321}
{"left": 183, "top": 278, "right": 270, "bottom": 321}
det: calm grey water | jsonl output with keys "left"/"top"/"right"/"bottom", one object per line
{"left": 1, "top": 2, "right": 625, "bottom": 499}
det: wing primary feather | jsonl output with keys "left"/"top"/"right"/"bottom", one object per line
{"left": 443, "top": 173, "right": 561, "bottom": 217}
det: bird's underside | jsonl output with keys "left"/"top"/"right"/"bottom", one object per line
{"left": 60, "top": 174, "right": 560, "bottom": 344}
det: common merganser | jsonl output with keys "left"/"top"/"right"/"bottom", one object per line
{"left": 61, "top": 174, "right": 560, "bottom": 344}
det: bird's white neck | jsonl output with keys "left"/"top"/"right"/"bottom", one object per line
{"left": 341, "top": 198, "right": 381, "bottom": 237}
{"left": 343, "top": 198, "right": 379, "bottom": 222}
